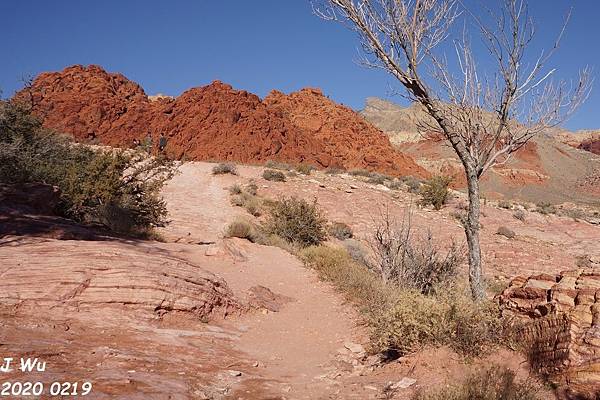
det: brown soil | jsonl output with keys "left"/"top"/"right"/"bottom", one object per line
{"left": 16, "top": 65, "right": 427, "bottom": 178}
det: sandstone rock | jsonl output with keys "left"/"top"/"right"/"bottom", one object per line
{"left": 499, "top": 268, "right": 600, "bottom": 399}
{"left": 344, "top": 342, "right": 365, "bottom": 354}
{"left": 16, "top": 65, "right": 428, "bottom": 178}
{"left": 247, "top": 285, "right": 293, "bottom": 312}
{"left": 390, "top": 377, "right": 417, "bottom": 389}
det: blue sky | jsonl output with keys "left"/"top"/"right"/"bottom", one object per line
{"left": 1, "top": 0, "right": 597, "bottom": 130}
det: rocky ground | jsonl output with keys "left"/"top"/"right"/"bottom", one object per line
{"left": 2, "top": 161, "right": 599, "bottom": 399}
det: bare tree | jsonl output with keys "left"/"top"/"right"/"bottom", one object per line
{"left": 314, "top": 0, "right": 592, "bottom": 300}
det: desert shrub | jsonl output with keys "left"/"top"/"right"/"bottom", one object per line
{"left": 513, "top": 209, "right": 526, "bottom": 222}
{"left": 225, "top": 219, "right": 263, "bottom": 243}
{"left": 401, "top": 176, "right": 422, "bottom": 193}
{"left": 385, "top": 179, "right": 403, "bottom": 190}
{"left": 535, "top": 202, "right": 556, "bottom": 215}
{"left": 245, "top": 182, "right": 258, "bottom": 196}
{"left": 419, "top": 175, "right": 452, "bottom": 210}
{"left": 371, "top": 286, "right": 505, "bottom": 356}
{"left": 369, "top": 211, "right": 463, "bottom": 294}
{"left": 497, "top": 226, "right": 516, "bottom": 239}
{"left": 212, "top": 162, "right": 237, "bottom": 175}
{"left": 367, "top": 173, "right": 387, "bottom": 185}
{"left": 300, "top": 246, "right": 387, "bottom": 306}
{"left": 328, "top": 222, "right": 354, "bottom": 240}
{"left": 349, "top": 169, "right": 372, "bottom": 177}
{"left": 265, "top": 197, "right": 327, "bottom": 247}
{"left": 295, "top": 164, "right": 314, "bottom": 175}
{"left": 0, "top": 100, "right": 174, "bottom": 234}
{"left": 343, "top": 239, "right": 369, "bottom": 266}
{"left": 414, "top": 366, "right": 541, "bottom": 400}
{"left": 498, "top": 200, "right": 513, "bottom": 209}
{"left": 265, "top": 160, "right": 292, "bottom": 171}
{"left": 300, "top": 245, "right": 503, "bottom": 357}
{"left": 228, "top": 184, "right": 242, "bottom": 195}
{"left": 325, "top": 166, "right": 345, "bottom": 175}
{"left": 576, "top": 254, "right": 593, "bottom": 269}
{"left": 286, "top": 170, "right": 298, "bottom": 178}
{"left": 230, "top": 191, "right": 263, "bottom": 217}
{"left": 262, "top": 169, "right": 286, "bottom": 182}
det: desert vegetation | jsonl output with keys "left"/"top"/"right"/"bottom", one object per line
{"left": 0, "top": 100, "right": 174, "bottom": 236}
{"left": 316, "top": 0, "right": 591, "bottom": 301}
{"left": 419, "top": 175, "right": 452, "bottom": 210}
{"left": 262, "top": 169, "right": 287, "bottom": 182}
{"left": 212, "top": 162, "right": 238, "bottom": 175}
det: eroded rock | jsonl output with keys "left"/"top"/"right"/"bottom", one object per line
{"left": 499, "top": 268, "right": 600, "bottom": 399}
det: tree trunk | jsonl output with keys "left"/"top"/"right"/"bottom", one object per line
{"left": 465, "top": 169, "right": 486, "bottom": 301}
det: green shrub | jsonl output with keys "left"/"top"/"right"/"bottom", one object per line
{"left": 328, "top": 222, "right": 354, "bottom": 240}
{"left": 0, "top": 100, "right": 174, "bottom": 235}
{"left": 212, "top": 162, "right": 237, "bottom": 175}
{"left": 420, "top": 175, "right": 452, "bottom": 210}
{"left": 295, "top": 164, "right": 314, "bottom": 175}
{"left": 262, "top": 169, "right": 286, "bottom": 182}
{"left": 265, "top": 197, "right": 327, "bottom": 247}
{"left": 414, "top": 366, "right": 541, "bottom": 400}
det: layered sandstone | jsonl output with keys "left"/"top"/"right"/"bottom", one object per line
{"left": 499, "top": 266, "right": 600, "bottom": 400}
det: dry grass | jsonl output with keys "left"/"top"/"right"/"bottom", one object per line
{"left": 225, "top": 219, "right": 261, "bottom": 242}
{"left": 497, "top": 226, "right": 516, "bottom": 239}
{"left": 262, "top": 169, "right": 287, "bottom": 182}
{"left": 299, "top": 245, "right": 505, "bottom": 357}
{"left": 212, "top": 162, "right": 238, "bottom": 175}
{"left": 295, "top": 164, "right": 315, "bottom": 175}
{"left": 328, "top": 222, "right": 354, "bottom": 240}
{"left": 413, "top": 366, "right": 541, "bottom": 400}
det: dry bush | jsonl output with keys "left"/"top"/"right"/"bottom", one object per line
{"left": 414, "top": 366, "right": 541, "bottom": 400}
{"left": 230, "top": 191, "right": 263, "bottom": 217}
{"left": 225, "top": 219, "right": 264, "bottom": 243}
{"left": 212, "top": 162, "right": 237, "bottom": 175}
{"left": 401, "top": 176, "right": 422, "bottom": 194}
{"left": 366, "top": 173, "right": 387, "bottom": 185}
{"left": 513, "top": 209, "right": 526, "bottom": 222}
{"left": 497, "top": 226, "right": 516, "bottom": 239}
{"left": 265, "top": 197, "right": 327, "bottom": 247}
{"left": 300, "top": 245, "right": 504, "bottom": 357}
{"left": 385, "top": 179, "right": 403, "bottom": 190}
{"left": 245, "top": 182, "right": 258, "bottom": 196}
{"left": 262, "top": 169, "right": 286, "bottom": 182}
{"left": 349, "top": 169, "right": 372, "bottom": 177}
{"left": 325, "top": 166, "right": 346, "bottom": 175}
{"left": 343, "top": 239, "right": 369, "bottom": 266}
{"left": 328, "top": 222, "right": 354, "bottom": 240}
{"left": 228, "top": 183, "right": 242, "bottom": 195}
{"left": 295, "top": 164, "right": 314, "bottom": 175}
{"left": 498, "top": 200, "right": 513, "bottom": 209}
{"left": 419, "top": 176, "right": 452, "bottom": 210}
{"left": 369, "top": 211, "right": 463, "bottom": 294}
{"left": 265, "top": 160, "right": 292, "bottom": 171}
{"left": 535, "top": 202, "right": 556, "bottom": 215}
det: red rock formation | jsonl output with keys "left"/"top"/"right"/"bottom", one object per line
{"left": 16, "top": 65, "right": 427, "bottom": 177}
{"left": 264, "top": 88, "right": 427, "bottom": 177}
